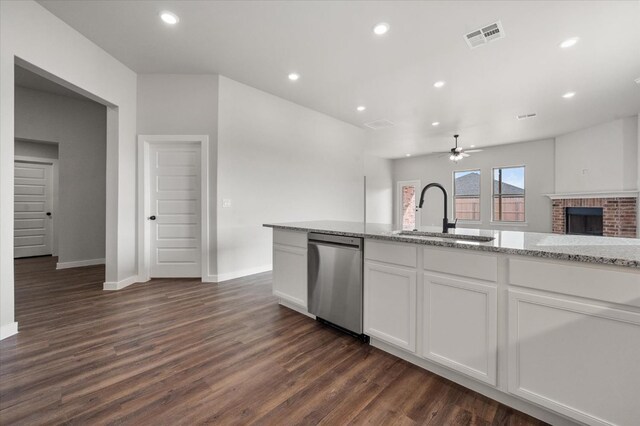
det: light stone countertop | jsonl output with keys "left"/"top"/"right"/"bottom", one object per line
{"left": 264, "top": 220, "right": 640, "bottom": 269}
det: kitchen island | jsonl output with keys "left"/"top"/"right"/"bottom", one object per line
{"left": 264, "top": 221, "right": 640, "bottom": 426}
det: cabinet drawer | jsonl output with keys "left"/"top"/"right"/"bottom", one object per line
{"left": 423, "top": 247, "right": 497, "bottom": 282}
{"left": 273, "top": 229, "right": 307, "bottom": 248}
{"left": 509, "top": 258, "right": 640, "bottom": 307}
{"left": 365, "top": 240, "right": 417, "bottom": 268}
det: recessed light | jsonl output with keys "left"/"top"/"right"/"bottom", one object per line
{"left": 160, "top": 11, "right": 179, "bottom": 25}
{"left": 431, "top": 121, "right": 440, "bottom": 126}
{"left": 470, "top": 145, "right": 476, "bottom": 148}
{"left": 405, "top": 154, "right": 411, "bottom": 157}
{"left": 373, "top": 23, "right": 390, "bottom": 36}
{"left": 562, "top": 91, "right": 576, "bottom": 99}
{"left": 288, "top": 73, "right": 300, "bottom": 81}
{"left": 560, "top": 37, "right": 579, "bottom": 48}
{"left": 357, "top": 106, "right": 366, "bottom": 112}
{"left": 433, "top": 81, "right": 445, "bottom": 88}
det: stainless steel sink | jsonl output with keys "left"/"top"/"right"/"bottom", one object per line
{"left": 398, "top": 230, "right": 495, "bottom": 242}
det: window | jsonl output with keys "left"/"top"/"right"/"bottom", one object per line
{"left": 453, "top": 170, "right": 481, "bottom": 221}
{"left": 492, "top": 166, "right": 525, "bottom": 222}
{"left": 397, "top": 181, "right": 420, "bottom": 230}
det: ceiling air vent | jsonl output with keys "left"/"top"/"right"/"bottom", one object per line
{"left": 464, "top": 21, "right": 505, "bottom": 49}
{"left": 364, "top": 119, "right": 395, "bottom": 130}
{"left": 517, "top": 113, "right": 537, "bottom": 120}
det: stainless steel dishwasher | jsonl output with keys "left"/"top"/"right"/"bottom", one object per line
{"left": 308, "top": 232, "right": 366, "bottom": 340}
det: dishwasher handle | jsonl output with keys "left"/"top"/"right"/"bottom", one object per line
{"left": 308, "top": 232, "right": 363, "bottom": 250}
{"left": 308, "top": 240, "right": 362, "bottom": 251}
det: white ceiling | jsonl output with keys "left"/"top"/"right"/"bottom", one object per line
{"left": 38, "top": 0, "right": 640, "bottom": 158}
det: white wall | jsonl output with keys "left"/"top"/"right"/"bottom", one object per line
{"left": 15, "top": 139, "right": 59, "bottom": 159}
{"left": 137, "top": 74, "right": 219, "bottom": 276}
{"left": 365, "top": 154, "right": 394, "bottom": 224}
{"left": 393, "top": 139, "right": 556, "bottom": 233}
{"left": 555, "top": 116, "right": 638, "bottom": 193}
{"left": 15, "top": 87, "right": 106, "bottom": 264}
{"left": 216, "top": 76, "right": 365, "bottom": 280}
{"left": 1, "top": 0, "right": 137, "bottom": 338}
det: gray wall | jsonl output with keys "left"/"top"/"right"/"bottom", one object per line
{"left": 393, "top": 138, "right": 556, "bottom": 233}
{"left": 14, "top": 86, "right": 106, "bottom": 263}
{"left": 216, "top": 76, "right": 365, "bottom": 279}
{"left": 137, "top": 74, "right": 220, "bottom": 275}
{"left": 555, "top": 116, "right": 638, "bottom": 193}
{"left": 365, "top": 154, "right": 394, "bottom": 224}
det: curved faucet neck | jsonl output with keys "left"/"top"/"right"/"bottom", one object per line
{"left": 418, "top": 182, "right": 455, "bottom": 233}
{"left": 418, "top": 183, "right": 448, "bottom": 218}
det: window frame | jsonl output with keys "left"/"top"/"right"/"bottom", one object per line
{"left": 491, "top": 165, "right": 526, "bottom": 223}
{"left": 452, "top": 169, "right": 482, "bottom": 223}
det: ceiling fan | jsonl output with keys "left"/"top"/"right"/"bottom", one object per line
{"left": 443, "top": 134, "right": 483, "bottom": 162}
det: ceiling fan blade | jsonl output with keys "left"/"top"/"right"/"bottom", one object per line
{"left": 465, "top": 149, "right": 483, "bottom": 153}
{"left": 460, "top": 152, "right": 470, "bottom": 157}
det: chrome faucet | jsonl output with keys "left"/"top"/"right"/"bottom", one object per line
{"left": 418, "top": 183, "right": 457, "bottom": 233}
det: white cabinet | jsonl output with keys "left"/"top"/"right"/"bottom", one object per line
{"left": 272, "top": 230, "right": 307, "bottom": 309}
{"left": 421, "top": 273, "right": 497, "bottom": 385}
{"left": 364, "top": 261, "right": 417, "bottom": 352}
{"left": 508, "top": 290, "right": 640, "bottom": 426}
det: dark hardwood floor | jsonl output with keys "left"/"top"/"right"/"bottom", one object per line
{"left": 1, "top": 256, "right": 547, "bottom": 425}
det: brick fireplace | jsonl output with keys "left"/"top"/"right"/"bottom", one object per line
{"left": 552, "top": 197, "right": 637, "bottom": 238}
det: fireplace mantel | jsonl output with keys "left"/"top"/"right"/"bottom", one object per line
{"left": 545, "top": 191, "right": 638, "bottom": 200}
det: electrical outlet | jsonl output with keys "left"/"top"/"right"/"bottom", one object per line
{"left": 222, "top": 199, "right": 232, "bottom": 208}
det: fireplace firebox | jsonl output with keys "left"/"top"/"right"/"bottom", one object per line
{"left": 565, "top": 207, "right": 603, "bottom": 236}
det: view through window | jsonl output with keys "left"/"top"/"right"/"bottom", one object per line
{"left": 453, "top": 170, "right": 481, "bottom": 221}
{"left": 401, "top": 184, "right": 416, "bottom": 230}
{"left": 493, "top": 166, "right": 525, "bottom": 222}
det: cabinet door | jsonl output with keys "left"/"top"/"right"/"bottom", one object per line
{"left": 421, "top": 274, "right": 497, "bottom": 385}
{"left": 508, "top": 290, "right": 640, "bottom": 426}
{"left": 364, "top": 262, "right": 416, "bottom": 352}
{"left": 272, "top": 244, "right": 307, "bottom": 309}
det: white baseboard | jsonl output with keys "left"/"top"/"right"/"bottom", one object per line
{"left": 103, "top": 275, "right": 139, "bottom": 291}
{"left": 0, "top": 322, "right": 18, "bottom": 340}
{"left": 204, "top": 264, "right": 272, "bottom": 283}
{"left": 57, "top": 258, "right": 105, "bottom": 270}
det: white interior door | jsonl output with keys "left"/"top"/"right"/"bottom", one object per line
{"left": 14, "top": 162, "right": 53, "bottom": 258}
{"left": 149, "top": 143, "right": 201, "bottom": 278}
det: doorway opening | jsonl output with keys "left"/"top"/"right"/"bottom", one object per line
{"left": 12, "top": 62, "right": 108, "bottom": 332}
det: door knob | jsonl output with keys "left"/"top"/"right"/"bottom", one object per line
{"left": 148, "top": 215, "right": 156, "bottom": 220}
{"left": 46, "top": 212, "right": 52, "bottom": 216}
